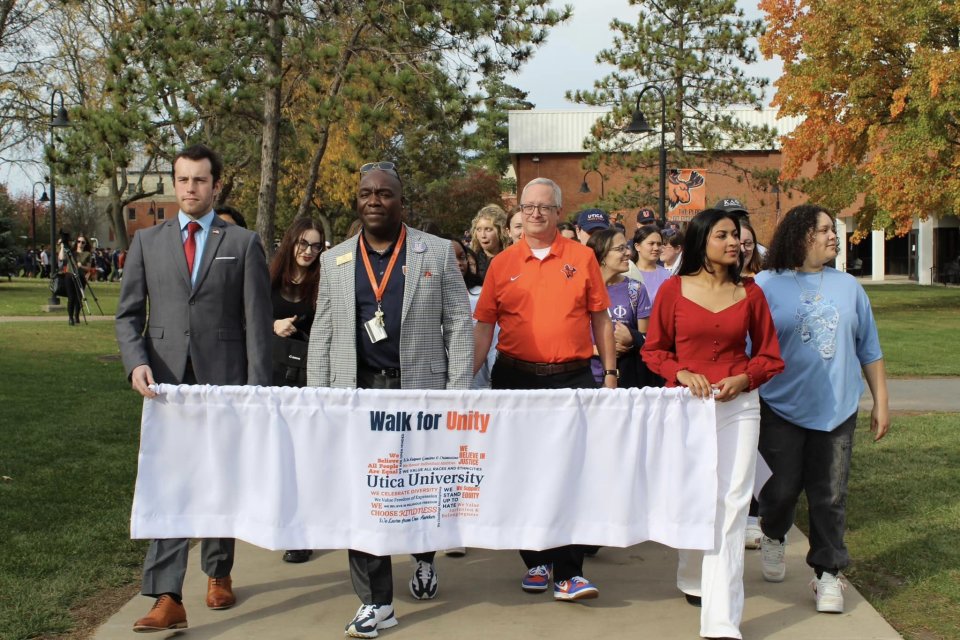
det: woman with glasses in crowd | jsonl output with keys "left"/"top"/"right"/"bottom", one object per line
{"left": 59, "top": 234, "right": 93, "bottom": 326}
{"left": 754, "top": 204, "right": 889, "bottom": 615}
{"left": 269, "top": 217, "right": 324, "bottom": 565}
{"left": 587, "top": 228, "right": 653, "bottom": 388}
{"left": 642, "top": 208, "right": 783, "bottom": 640}
{"left": 470, "top": 204, "right": 510, "bottom": 281}
{"left": 632, "top": 224, "right": 672, "bottom": 301}
{"left": 661, "top": 227, "right": 685, "bottom": 275}
{"left": 739, "top": 220, "right": 763, "bottom": 278}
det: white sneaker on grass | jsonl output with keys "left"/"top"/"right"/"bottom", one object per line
{"left": 812, "top": 572, "right": 846, "bottom": 613}
{"left": 760, "top": 535, "right": 786, "bottom": 582}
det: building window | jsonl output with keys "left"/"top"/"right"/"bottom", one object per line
{"left": 156, "top": 208, "right": 165, "bottom": 220}
{"left": 127, "top": 184, "right": 136, "bottom": 195}
{"left": 127, "top": 207, "right": 136, "bottom": 221}
{"left": 156, "top": 180, "right": 164, "bottom": 194}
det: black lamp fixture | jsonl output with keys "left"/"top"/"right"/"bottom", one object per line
{"left": 32, "top": 181, "right": 48, "bottom": 251}
{"left": 579, "top": 169, "right": 605, "bottom": 198}
{"left": 147, "top": 200, "right": 158, "bottom": 225}
{"left": 625, "top": 85, "right": 668, "bottom": 225}
{"left": 46, "top": 89, "right": 71, "bottom": 306}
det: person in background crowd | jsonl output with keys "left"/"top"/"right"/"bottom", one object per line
{"left": 269, "top": 217, "right": 324, "bottom": 565}
{"left": 586, "top": 228, "right": 652, "bottom": 388}
{"left": 738, "top": 219, "right": 762, "bottom": 278}
{"left": 642, "top": 208, "right": 783, "bottom": 640}
{"left": 474, "top": 177, "right": 615, "bottom": 603}
{"left": 60, "top": 234, "right": 92, "bottom": 326}
{"left": 40, "top": 245, "right": 51, "bottom": 278}
{"left": 632, "top": 224, "right": 672, "bottom": 301}
{"left": 558, "top": 221, "right": 577, "bottom": 240}
{"left": 470, "top": 204, "right": 510, "bottom": 281}
{"left": 216, "top": 205, "right": 247, "bottom": 229}
{"left": 507, "top": 208, "right": 524, "bottom": 244}
{"left": 306, "top": 161, "right": 472, "bottom": 638}
{"left": 755, "top": 204, "right": 889, "bottom": 615}
{"left": 714, "top": 198, "right": 766, "bottom": 257}
{"left": 574, "top": 208, "right": 610, "bottom": 244}
{"left": 661, "top": 227, "right": 684, "bottom": 275}
{"left": 636, "top": 207, "right": 658, "bottom": 228}
{"left": 116, "top": 144, "right": 272, "bottom": 633}
{"left": 739, "top": 216, "right": 766, "bottom": 550}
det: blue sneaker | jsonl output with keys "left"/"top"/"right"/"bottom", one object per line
{"left": 345, "top": 604, "right": 398, "bottom": 638}
{"left": 554, "top": 576, "right": 599, "bottom": 601}
{"left": 521, "top": 564, "right": 552, "bottom": 592}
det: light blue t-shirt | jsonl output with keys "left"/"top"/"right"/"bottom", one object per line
{"left": 755, "top": 267, "right": 882, "bottom": 431}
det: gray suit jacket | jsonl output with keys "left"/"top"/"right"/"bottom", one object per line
{"left": 306, "top": 225, "right": 473, "bottom": 390}
{"left": 115, "top": 215, "right": 272, "bottom": 386}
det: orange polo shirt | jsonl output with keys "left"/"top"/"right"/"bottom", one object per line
{"left": 474, "top": 233, "right": 610, "bottom": 363}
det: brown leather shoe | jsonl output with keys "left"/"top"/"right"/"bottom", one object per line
{"left": 133, "top": 595, "right": 187, "bottom": 632}
{"left": 206, "top": 575, "right": 236, "bottom": 609}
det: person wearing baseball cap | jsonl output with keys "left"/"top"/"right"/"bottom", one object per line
{"left": 636, "top": 207, "right": 658, "bottom": 227}
{"left": 575, "top": 208, "right": 611, "bottom": 244}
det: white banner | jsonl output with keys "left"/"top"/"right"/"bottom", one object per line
{"left": 131, "top": 385, "right": 719, "bottom": 556}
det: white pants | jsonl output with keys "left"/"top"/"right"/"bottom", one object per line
{"left": 677, "top": 389, "right": 760, "bottom": 639}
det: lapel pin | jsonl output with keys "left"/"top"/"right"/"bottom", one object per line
{"left": 211, "top": 229, "right": 221, "bottom": 235}
{"left": 413, "top": 241, "right": 427, "bottom": 253}
{"left": 424, "top": 270, "right": 432, "bottom": 278}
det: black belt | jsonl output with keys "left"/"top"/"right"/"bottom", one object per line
{"left": 497, "top": 353, "right": 591, "bottom": 376}
{"left": 360, "top": 366, "right": 401, "bottom": 379}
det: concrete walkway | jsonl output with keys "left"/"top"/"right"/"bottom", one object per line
{"left": 93, "top": 529, "right": 901, "bottom": 640}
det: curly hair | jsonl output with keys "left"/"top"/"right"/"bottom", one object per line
{"left": 766, "top": 204, "right": 831, "bottom": 272}
{"left": 269, "top": 217, "right": 324, "bottom": 308}
{"left": 676, "top": 208, "right": 743, "bottom": 283}
{"left": 469, "top": 204, "right": 509, "bottom": 255}
{"left": 739, "top": 218, "right": 764, "bottom": 276}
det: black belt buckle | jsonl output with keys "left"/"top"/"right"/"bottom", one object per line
{"left": 379, "top": 367, "right": 401, "bottom": 379}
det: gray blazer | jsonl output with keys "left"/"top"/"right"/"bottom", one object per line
{"left": 306, "top": 225, "right": 473, "bottom": 390}
{"left": 115, "top": 215, "right": 272, "bottom": 386}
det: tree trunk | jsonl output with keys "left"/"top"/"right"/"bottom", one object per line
{"left": 255, "top": 0, "right": 285, "bottom": 256}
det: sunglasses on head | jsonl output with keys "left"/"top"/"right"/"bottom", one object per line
{"left": 360, "top": 161, "right": 399, "bottom": 175}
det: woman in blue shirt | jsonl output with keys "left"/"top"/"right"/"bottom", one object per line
{"left": 754, "top": 204, "right": 890, "bottom": 615}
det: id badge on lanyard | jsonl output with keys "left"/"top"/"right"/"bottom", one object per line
{"left": 360, "top": 227, "right": 406, "bottom": 344}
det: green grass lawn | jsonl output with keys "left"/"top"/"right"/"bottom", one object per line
{"left": 0, "top": 277, "right": 121, "bottom": 317}
{"left": 0, "top": 323, "right": 145, "bottom": 639}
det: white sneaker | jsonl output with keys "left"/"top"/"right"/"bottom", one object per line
{"left": 745, "top": 516, "right": 762, "bottom": 550}
{"left": 443, "top": 547, "right": 467, "bottom": 557}
{"left": 812, "top": 572, "right": 846, "bottom": 613}
{"left": 345, "top": 603, "right": 398, "bottom": 638}
{"left": 760, "top": 535, "right": 786, "bottom": 582}
{"left": 408, "top": 560, "right": 438, "bottom": 600}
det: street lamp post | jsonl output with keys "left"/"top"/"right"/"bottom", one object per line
{"left": 625, "top": 85, "right": 668, "bottom": 225}
{"left": 32, "top": 182, "right": 48, "bottom": 251}
{"left": 45, "top": 89, "right": 70, "bottom": 306}
{"left": 578, "top": 169, "right": 605, "bottom": 199}
{"left": 147, "top": 200, "right": 158, "bottom": 225}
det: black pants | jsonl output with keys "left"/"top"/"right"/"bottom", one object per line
{"left": 758, "top": 400, "right": 857, "bottom": 574}
{"left": 491, "top": 357, "right": 597, "bottom": 581}
{"left": 349, "top": 366, "right": 435, "bottom": 604}
{"left": 65, "top": 274, "right": 83, "bottom": 323}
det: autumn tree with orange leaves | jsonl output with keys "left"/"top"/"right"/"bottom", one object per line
{"left": 761, "top": 0, "right": 960, "bottom": 237}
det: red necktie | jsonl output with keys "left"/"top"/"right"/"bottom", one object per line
{"left": 184, "top": 221, "right": 201, "bottom": 274}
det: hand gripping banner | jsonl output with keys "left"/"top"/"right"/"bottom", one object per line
{"left": 131, "top": 385, "right": 718, "bottom": 555}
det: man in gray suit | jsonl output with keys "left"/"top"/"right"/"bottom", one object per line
{"left": 307, "top": 162, "right": 473, "bottom": 638}
{"left": 115, "top": 144, "right": 272, "bottom": 632}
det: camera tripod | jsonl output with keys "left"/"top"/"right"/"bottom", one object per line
{"left": 59, "top": 238, "right": 104, "bottom": 323}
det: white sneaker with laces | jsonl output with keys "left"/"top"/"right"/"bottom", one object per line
{"left": 812, "top": 572, "right": 846, "bottom": 613}
{"left": 345, "top": 603, "right": 398, "bottom": 638}
{"left": 408, "top": 560, "right": 439, "bottom": 600}
{"left": 745, "top": 516, "right": 762, "bottom": 550}
{"left": 760, "top": 535, "right": 786, "bottom": 582}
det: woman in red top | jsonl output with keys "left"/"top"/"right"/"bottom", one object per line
{"left": 642, "top": 208, "right": 783, "bottom": 640}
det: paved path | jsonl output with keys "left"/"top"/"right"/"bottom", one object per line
{"left": 93, "top": 528, "right": 901, "bottom": 640}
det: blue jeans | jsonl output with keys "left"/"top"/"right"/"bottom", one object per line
{"left": 758, "top": 400, "right": 856, "bottom": 574}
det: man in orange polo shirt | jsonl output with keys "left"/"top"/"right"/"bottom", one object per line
{"left": 473, "top": 177, "right": 617, "bottom": 602}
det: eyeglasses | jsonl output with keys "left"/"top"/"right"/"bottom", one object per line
{"left": 609, "top": 244, "right": 630, "bottom": 254}
{"left": 519, "top": 203, "right": 559, "bottom": 216}
{"left": 296, "top": 239, "right": 323, "bottom": 254}
{"left": 740, "top": 241, "right": 755, "bottom": 249}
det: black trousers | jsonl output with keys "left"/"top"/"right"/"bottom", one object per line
{"left": 65, "top": 274, "right": 83, "bottom": 322}
{"left": 349, "top": 367, "right": 435, "bottom": 604}
{"left": 491, "top": 357, "right": 597, "bottom": 581}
